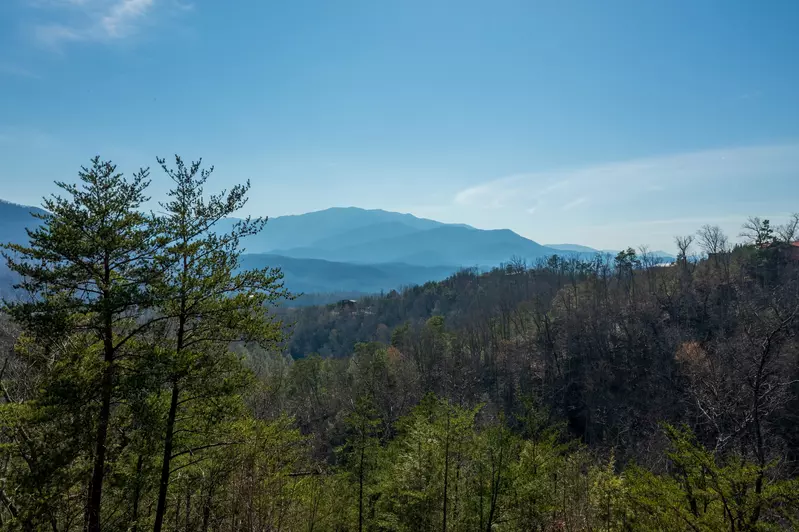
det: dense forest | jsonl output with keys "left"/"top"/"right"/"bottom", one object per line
{"left": 2, "top": 157, "right": 799, "bottom": 531}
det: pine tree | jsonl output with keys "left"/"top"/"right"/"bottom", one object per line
{"left": 149, "top": 155, "right": 289, "bottom": 531}
{"left": 340, "top": 395, "right": 382, "bottom": 531}
{"left": 3, "top": 157, "right": 161, "bottom": 531}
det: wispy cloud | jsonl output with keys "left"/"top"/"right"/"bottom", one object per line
{"left": 455, "top": 175, "right": 568, "bottom": 209}
{"left": 27, "top": 0, "right": 182, "bottom": 49}
{"left": 452, "top": 142, "right": 799, "bottom": 212}
{"left": 562, "top": 197, "right": 587, "bottom": 210}
{"left": 100, "top": 0, "right": 153, "bottom": 38}
{"left": 34, "top": 23, "right": 83, "bottom": 47}
{"left": 0, "top": 62, "right": 41, "bottom": 79}
{"left": 444, "top": 142, "right": 799, "bottom": 251}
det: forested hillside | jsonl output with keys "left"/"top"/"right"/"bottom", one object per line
{"left": 238, "top": 254, "right": 458, "bottom": 298}
{"left": 2, "top": 157, "right": 799, "bottom": 531}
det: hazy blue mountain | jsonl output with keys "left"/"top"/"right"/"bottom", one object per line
{"left": 227, "top": 207, "right": 451, "bottom": 253}
{"left": 0, "top": 199, "right": 561, "bottom": 270}
{"left": 652, "top": 250, "right": 676, "bottom": 259}
{"left": 275, "top": 226, "right": 557, "bottom": 267}
{"left": 306, "top": 221, "right": 426, "bottom": 250}
{"left": 548, "top": 243, "right": 676, "bottom": 262}
{"left": 0, "top": 201, "right": 43, "bottom": 297}
{"left": 600, "top": 249, "right": 676, "bottom": 262}
{"left": 545, "top": 243, "right": 600, "bottom": 253}
{"left": 238, "top": 254, "right": 458, "bottom": 295}
{"left": 0, "top": 200, "right": 46, "bottom": 249}
{"left": 0, "top": 198, "right": 676, "bottom": 298}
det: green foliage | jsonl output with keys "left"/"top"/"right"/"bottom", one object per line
{"left": 149, "top": 155, "right": 291, "bottom": 531}
{"left": 624, "top": 425, "right": 799, "bottom": 531}
{"left": 373, "top": 395, "right": 479, "bottom": 531}
{"left": 1, "top": 157, "right": 162, "bottom": 530}
{"left": 3, "top": 157, "right": 157, "bottom": 345}
{"left": 0, "top": 155, "right": 290, "bottom": 530}
{"left": 2, "top": 158, "right": 799, "bottom": 530}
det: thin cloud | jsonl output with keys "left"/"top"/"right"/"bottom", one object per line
{"left": 455, "top": 175, "right": 567, "bottom": 209}
{"left": 0, "top": 62, "right": 41, "bottom": 79}
{"left": 34, "top": 23, "right": 83, "bottom": 47}
{"left": 452, "top": 142, "right": 799, "bottom": 212}
{"left": 443, "top": 142, "right": 799, "bottom": 251}
{"left": 101, "top": 0, "right": 153, "bottom": 38}
{"left": 27, "top": 0, "right": 184, "bottom": 49}
{"left": 562, "top": 197, "right": 587, "bottom": 210}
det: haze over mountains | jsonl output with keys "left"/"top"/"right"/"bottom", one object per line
{"left": 545, "top": 242, "right": 675, "bottom": 259}
{"left": 0, "top": 200, "right": 673, "bottom": 301}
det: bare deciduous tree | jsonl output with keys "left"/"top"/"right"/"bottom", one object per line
{"left": 776, "top": 213, "right": 799, "bottom": 243}
{"left": 696, "top": 225, "right": 729, "bottom": 256}
{"left": 741, "top": 217, "right": 774, "bottom": 246}
{"left": 675, "top": 235, "right": 694, "bottom": 273}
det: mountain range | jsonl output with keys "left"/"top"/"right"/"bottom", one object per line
{"left": 0, "top": 200, "right": 673, "bottom": 301}
{"left": 544, "top": 243, "right": 676, "bottom": 260}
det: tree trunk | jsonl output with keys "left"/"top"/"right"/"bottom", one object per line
{"left": 155, "top": 282, "right": 187, "bottom": 532}
{"left": 87, "top": 316, "right": 114, "bottom": 532}
{"left": 201, "top": 483, "right": 214, "bottom": 532}
{"left": 358, "top": 443, "right": 365, "bottom": 532}
{"left": 442, "top": 412, "right": 450, "bottom": 532}
{"left": 154, "top": 381, "right": 180, "bottom": 532}
{"left": 486, "top": 430, "right": 503, "bottom": 532}
{"left": 185, "top": 485, "right": 191, "bottom": 532}
{"left": 132, "top": 455, "right": 144, "bottom": 532}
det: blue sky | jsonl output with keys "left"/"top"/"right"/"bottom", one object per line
{"left": 1, "top": 0, "right": 798, "bottom": 251}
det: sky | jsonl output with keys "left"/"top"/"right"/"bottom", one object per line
{"left": 1, "top": 0, "right": 798, "bottom": 252}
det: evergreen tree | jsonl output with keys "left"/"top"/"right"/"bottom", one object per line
{"left": 149, "top": 155, "right": 289, "bottom": 531}
{"left": 340, "top": 395, "right": 382, "bottom": 531}
{"left": 3, "top": 157, "right": 161, "bottom": 531}
{"left": 625, "top": 425, "right": 799, "bottom": 531}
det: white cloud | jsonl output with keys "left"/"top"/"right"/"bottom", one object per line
{"left": 27, "top": 0, "right": 180, "bottom": 49}
{"left": 100, "top": 0, "right": 153, "bottom": 38}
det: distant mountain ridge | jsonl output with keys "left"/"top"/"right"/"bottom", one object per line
{"left": 0, "top": 199, "right": 671, "bottom": 299}
{"left": 546, "top": 243, "right": 676, "bottom": 262}
{"left": 238, "top": 254, "right": 458, "bottom": 295}
{"left": 223, "top": 207, "right": 457, "bottom": 254}
{"left": 273, "top": 225, "right": 558, "bottom": 267}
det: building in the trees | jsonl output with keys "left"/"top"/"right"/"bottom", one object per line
{"left": 337, "top": 299, "right": 357, "bottom": 310}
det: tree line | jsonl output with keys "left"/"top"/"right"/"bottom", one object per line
{"left": 1, "top": 156, "right": 799, "bottom": 530}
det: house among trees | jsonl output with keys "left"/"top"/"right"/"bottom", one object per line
{"left": 337, "top": 298, "right": 357, "bottom": 309}
{"left": 756, "top": 240, "right": 799, "bottom": 261}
